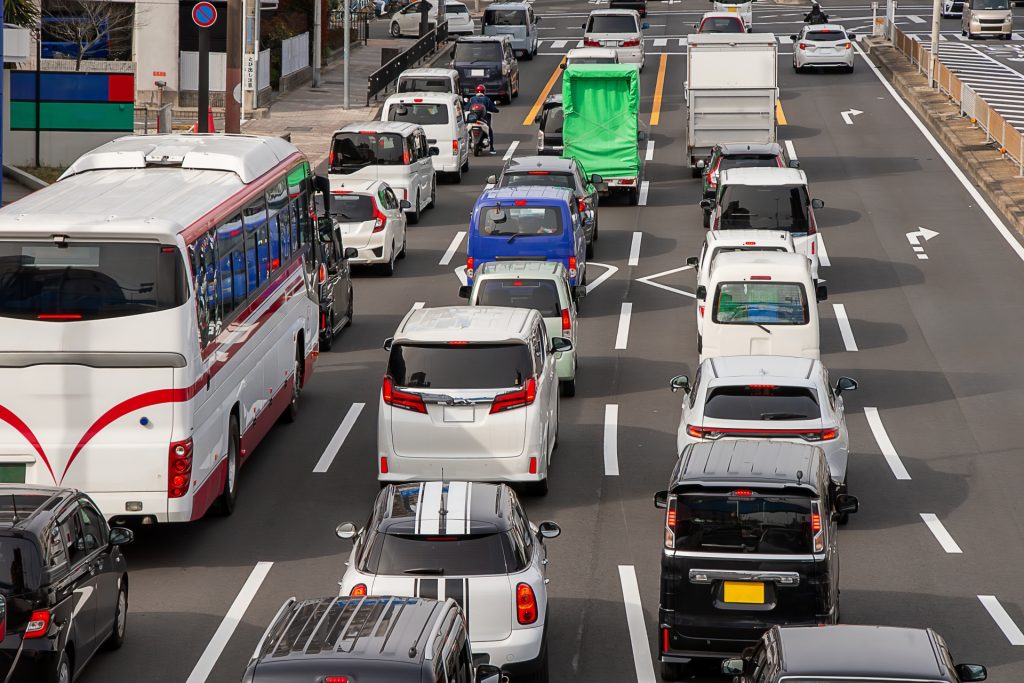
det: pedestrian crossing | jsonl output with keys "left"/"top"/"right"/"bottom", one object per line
{"left": 918, "top": 39, "right": 1024, "bottom": 129}
{"left": 906, "top": 30, "right": 1024, "bottom": 42}
{"left": 536, "top": 34, "right": 797, "bottom": 52}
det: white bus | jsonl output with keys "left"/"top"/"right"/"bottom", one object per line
{"left": 0, "top": 134, "right": 321, "bottom": 523}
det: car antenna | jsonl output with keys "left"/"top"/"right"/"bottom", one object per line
{"left": 9, "top": 495, "right": 17, "bottom": 523}
{"left": 796, "top": 469, "right": 804, "bottom": 483}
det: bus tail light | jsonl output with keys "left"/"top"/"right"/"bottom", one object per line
{"left": 372, "top": 200, "right": 388, "bottom": 233}
{"left": 491, "top": 378, "right": 536, "bottom": 414}
{"left": 516, "top": 583, "right": 538, "bottom": 624}
{"left": 382, "top": 377, "right": 427, "bottom": 414}
{"left": 561, "top": 308, "right": 571, "bottom": 333}
{"left": 168, "top": 439, "right": 193, "bottom": 498}
{"left": 23, "top": 610, "right": 50, "bottom": 639}
{"left": 350, "top": 584, "right": 367, "bottom": 597}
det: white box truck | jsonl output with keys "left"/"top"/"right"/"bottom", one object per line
{"left": 685, "top": 33, "right": 778, "bottom": 177}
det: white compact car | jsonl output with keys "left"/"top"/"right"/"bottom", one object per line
{"left": 582, "top": 9, "right": 648, "bottom": 69}
{"left": 391, "top": 1, "right": 475, "bottom": 37}
{"left": 381, "top": 91, "right": 470, "bottom": 182}
{"left": 378, "top": 306, "right": 571, "bottom": 495}
{"left": 336, "top": 481, "right": 561, "bottom": 680}
{"left": 326, "top": 179, "right": 409, "bottom": 275}
{"left": 670, "top": 355, "right": 858, "bottom": 498}
{"left": 713, "top": 0, "right": 753, "bottom": 29}
{"left": 792, "top": 24, "right": 855, "bottom": 72}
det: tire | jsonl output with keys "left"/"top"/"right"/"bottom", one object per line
{"left": 397, "top": 232, "right": 407, "bottom": 260}
{"left": 702, "top": 209, "right": 710, "bottom": 229}
{"left": 474, "top": 144, "right": 481, "bottom": 157}
{"left": 427, "top": 180, "right": 436, "bottom": 208}
{"left": 106, "top": 576, "right": 128, "bottom": 650}
{"left": 522, "top": 47, "right": 533, "bottom": 60}
{"left": 585, "top": 239, "right": 594, "bottom": 259}
{"left": 451, "top": 166, "right": 462, "bottom": 184}
{"left": 381, "top": 242, "right": 397, "bottom": 276}
{"left": 524, "top": 639, "right": 549, "bottom": 683}
{"left": 502, "top": 78, "right": 513, "bottom": 104}
{"left": 661, "top": 661, "right": 686, "bottom": 681}
{"left": 344, "top": 285, "right": 354, "bottom": 326}
{"left": 847, "top": 64, "right": 855, "bottom": 73}
{"left": 560, "top": 379, "right": 576, "bottom": 397}
{"left": 56, "top": 651, "right": 72, "bottom": 683}
{"left": 321, "top": 311, "right": 335, "bottom": 351}
{"left": 513, "top": 75, "right": 520, "bottom": 98}
{"left": 628, "top": 187, "right": 639, "bottom": 206}
{"left": 284, "top": 345, "right": 303, "bottom": 423}
{"left": 462, "top": 156, "right": 470, "bottom": 172}
{"left": 390, "top": 21, "right": 401, "bottom": 37}
{"left": 525, "top": 477, "right": 549, "bottom": 496}
{"left": 408, "top": 192, "right": 421, "bottom": 224}
{"left": 215, "top": 415, "right": 240, "bottom": 515}
{"left": 1005, "top": 33, "right": 1013, "bottom": 40}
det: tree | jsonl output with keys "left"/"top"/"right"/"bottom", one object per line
{"left": 41, "top": 0, "right": 136, "bottom": 70}
{"left": 4, "top": 0, "right": 40, "bottom": 30}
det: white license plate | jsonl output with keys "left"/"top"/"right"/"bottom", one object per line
{"left": 471, "top": 69, "right": 485, "bottom": 77}
{"left": 443, "top": 406, "right": 476, "bottom": 423}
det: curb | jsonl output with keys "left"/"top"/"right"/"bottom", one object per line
{"left": 3, "top": 164, "right": 50, "bottom": 190}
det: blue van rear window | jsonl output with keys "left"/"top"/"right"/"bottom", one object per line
{"left": 480, "top": 206, "right": 563, "bottom": 237}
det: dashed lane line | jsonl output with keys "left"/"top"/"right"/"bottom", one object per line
{"left": 604, "top": 404, "right": 619, "bottom": 476}
{"left": 503, "top": 140, "right": 519, "bottom": 161}
{"left": 833, "top": 304, "right": 859, "bottom": 352}
{"left": 638, "top": 181, "right": 650, "bottom": 206}
{"left": 615, "top": 303, "right": 633, "bottom": 350}
{"left": 979, "top": 596, "right": 1024, "bottom": 645}
{"left": 628, "top": 232, "right": 642, "bottom": 266}
{"left": 784, "top": 139, "right": 798, "bottom": 162}
{"left": 646, "top": 140, "right": 655, "bottom": 161}
{"left": 439, "top": 231, "right": 466, "bottom": 266}
{"left": 818, "top": 233, "right": 831, "bottom": 267}
{"left": 864, "top": 407, "right": 912, "bottom": 480}
{"left": 618, "top": 566, "right": 657, "bottom": 683}
{"left": 920, "top": 513, "right": 963, "bottom": 554}
{"left": 313, "top": 403, "right": 366, "bottom": 473}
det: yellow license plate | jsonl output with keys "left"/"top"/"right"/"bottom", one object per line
{"left": 723, "top": 581, "right": 764, "bottom": 604}
{"left": 728, "top": 6, "right": 737, "bottom": 11}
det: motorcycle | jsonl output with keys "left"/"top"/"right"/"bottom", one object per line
{"left": 465, "top": 103, "right": 492, "bottom": 157}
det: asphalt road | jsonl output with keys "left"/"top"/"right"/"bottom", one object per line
{"left": 81, "top": 1, "right": 1024, "bottom": 681}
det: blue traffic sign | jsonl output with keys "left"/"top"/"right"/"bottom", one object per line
{"left": 192, "top": 2, "right": 217, "bottom": 28}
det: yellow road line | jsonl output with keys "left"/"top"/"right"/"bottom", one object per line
{"left": 776, "top": 100, "right": 788, "bottom": 126}
{"left": 523, "top": 57, "right": 567, "bottom": 126}
{"left": 650, "top": 54, "right": 668, "bottom": 127}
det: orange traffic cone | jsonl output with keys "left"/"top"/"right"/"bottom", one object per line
{"left": 189, "top": 107, "right": 216, "bottom": 133}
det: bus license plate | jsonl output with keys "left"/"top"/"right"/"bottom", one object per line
{"left": 723, "top": 581, "right": 764, "bottom": 604}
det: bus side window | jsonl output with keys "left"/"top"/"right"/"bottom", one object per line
{"left": 267, "top": 179, "right": 288, "bottom": 270}
{"left": 191, "top": 231, "right": 221, "bottom": 346}
{"left": 244, "top": 197, "right": 268, "bottom": 293}
{"left": 217, "top": 213, "right": 245, "bottom": 313}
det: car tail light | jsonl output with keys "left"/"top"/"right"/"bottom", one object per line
{"left": 516, "top": 583, "right": 538, "bottom": 624}
{"left": 168, "top": 438, "right": 193, "bottom": 498}
{"left": 698, "top": 304, "right": 705, "bottom": 317}
{"left": 380, "top": 456, "right": 389, "bottom": 474}
{"left": 842, "top": 42, "right": 852, "bottom": 48}
{"left": 750, "top": 275, "right": 771, "bottom": 281}
{"left": 799, "top": 42, "right": 808, "bottom": 49}
{"left": 328, "top": 150, "right": 335, "bottom": 167}
{"left": 686, "top": 425, "right": 723, "bottom": 440}
{"left": 622, "top": 38, "right": 640, "bottom": 47}
{"left": 382, "top": 376, "right": 427, "bottom": 414}
{"left": 801, "top": 428, "right": 839, "bottom": 442}
{"left": 577, "top": 197, "right": 586, "bottom": 213}
{"left": 529, "top": 457, "right": 538, "bottom": 474}
{"left": 664, "top": 497, "right": 676, "bottom": 548}
{"left": 561, "top": 308, "right": 571, "bottom": 333}
{"left": 620, "top": 178, "right": 635, "bottom": 185}
{"left": 318, "top": 263, "right": 328, "bottom": 284}
{"left": 707, "top": 159, "right": 722, "bottom": 189}
{"left": 491, "top": 378, "right": 536, "bottom": 414}
{"left": 452, "top": 139, "right": 459, "bottom": 153}
{"left": 662, "top": 627, "right": 670, "bottom": 653}
{"left": 583, "top": 38, "right": 601, "bottom": 47}
{"left": 23, "top": 610, "right": 50, "bottom": 639}
{"left": 466, "top": 256, "right": 474, "bottom": 279}
{"left": 372, "top": 199, "right": 388, "bottom": 233}
{"left": 514, "top": 200, "right": 528, "bottom": 206}
{"left": 350, "top": 584, "right": 367, "bottom": 597}
{"left": 403, "top": 148, "right": 411, "bottom": 165}
{"left": 731, "top": 489, "right": 754, "bottom": 497}
{"left": 568, "top": 256, "right": 577, "bottom": 278}
{"left": 326, "top": 678, "right": 350, "bottom": 683}
{"left": 812, "top": 503, "right": 825, "bottom": 552}
{"left": 527, "top": 171, "right": 550, "bottom": 175}
{"left": 812, "top": 239, "right": 816, "bottom": 255}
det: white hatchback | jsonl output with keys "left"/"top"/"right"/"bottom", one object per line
{"left": 378, "top": 306, "right": 570, "bottom": 495}
{"left": 326, "top": 179, "right": 409, "bottom": 275}
{"left": 391, "top": 1, "right": 475, "bottom": 36}
{"left": 582, "top": 9, "right": 648, "bottom": 69}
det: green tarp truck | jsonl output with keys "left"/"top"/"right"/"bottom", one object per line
{"left": 561, "top": 64, "right": 642, "bottom": 205}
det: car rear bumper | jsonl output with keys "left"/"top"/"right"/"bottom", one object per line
{"left": 796, "top": 51, "right": 854, "bottom": 67}
{"left": 431, "top": 152, "right": 462, "bottom": 173}
{"left": 1, "top": 646, "right": 61, "bottom": 682}
{"left": 460, "top": 77, "right": 507, "bottom": 97}
{"left": 378, "top": 452, "right": 545, "bottom": 483}
{"left": 475, "top": 622, "right": 546, "bottom": 671}
{"left": 659, "top": 611, "right": 826, "bottom": 660}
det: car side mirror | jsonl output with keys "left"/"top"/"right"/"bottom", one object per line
{"left": 835, "top": 376, "right": 858, "bottom": 394}
{"left": 573, "top": 285, "right": 588, "bottom": 300}
{"left": 669, "top": 374, "right": 691, "bottom": 393}
{"left": 336, "top": 522, "right": 358, "bottom": 539}
{"left": 383, "top": 337, "right": 394, "bottom": 352}
{"left": 788, "top": 159, "right": 800, "bottom": 168}
{"left": 109, "top": 527, "right": 134, "bottom": 546}
{"left": 582, "top": 22, "right": 587, "bottom": 28}
{"left": 487, "top": 174, "right": 497, "bottom": 184}
{"left": 811, "top": 198, "right": 825, "bottom": 209}
{"left": 721, "top": 659, "right": 745, "bottom": 676}
{"left": 590, "top": 173, "right": 603, "bottom": 185}
{"left": 816, "top": 284, "right": 828, "bottom": 302}
{"left": 537, "top": 521, "right": 561, "bottom": 539}
{"left": 642, "top": 21, "right": 650, "bottom": 28}
{"left": 458, "top": 285, "right": 472, "bottom": 299}
{"left": 686, "top": 256, "right": 699, "bottom": 267}
{"left": 400, "top": 199, "right": 412, "bottom": 209}
{"left": 699, "top": 198, "right": 714, "bottom": 211}
{"left": 428, "top": 146, "right": 440, "bottom": 156}
{"left": 834, "top": 494, "right": 859, "bottom": 516}
{"left": 955, "top": 664, "right": 988, "bottom": 682}
{"left": 695, "top": 285, "right": 707, "bottom": 301}
{"left": 847, "top": 30, "right": 855, "bottom": 37}
{"left": 343, "top": 247, "right": 358, "bottom": 260}
{"left": 654, "top": 490, "right": 669, "bottom": 509}
{"left": 790, "top": 33, "right": 798, "bottom": 40}
{"left": 550, "top": 336, "right": 573, "bottom": 353}
{"left": 475, "top": 664, "right": 502, "bottom": 683}
{"left": 314, "top": 174, "right": 331, "bottom": 196}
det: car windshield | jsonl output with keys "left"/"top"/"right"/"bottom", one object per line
{"left": 330, "top": 132, "right": 405, "bottom": 171}
{"left": 398, "top": 77, "right": 453, "bottom": 93}
{"left": 718, "top": 184, "right": 811, "bottom": 232}
{"left": 476, "top": 279, "right": 562, "bottom": 317}
{"left": 447, "top": 3, "right": 469, "bottom": 13}
{"left": 805, "top": 29, "right": 848, "bottom": 40}
{"left": 701, "top": 17, "right": 744, "bottom": 32}
{"left": 388, "top": 102, "right": 449, "bottom": 125}
{"left": 455, "top": 42, "right": 503, "bottom": 62}
{"left": 713, "top": 282, "right": 809, "bottom": 325}
{"left": 587, "top": 15, "right": 638, "bottom": 32}
{"left": 719, "top": 155, "right": 781, "bottom": 172}
{"left": 704, "top": 385, "right": 821, "bottom": 421}
{"left": 500, "top": 172, "right": 574, "bottom": 190}
{"left": 672, "top": 493, "right": 814, "bottom": 554}
{"left": 541, "top": 107, "right": 564, "bottom": 133}
{"left": 330, "top": 194, "right": 375, "bottom": 222}
{"left": 0, "top": 241, "right": 186, "bottom": 321}
{"left": 480, "top": 206, "right": 564, "bottom": 237}
{"left": 388, "top": 343, "right": 533, "bottom": 389}
{"left": 364, "top": 532, "right": 525, "bottom": 575}
{"left": 974, "top": 0, "right": 1008, "bottom": 8}
{"left": 0, "top": 536, "right": 41, "bottom": 594}
{"left": 485, "top": 8, "right": 527, "bottom": 24}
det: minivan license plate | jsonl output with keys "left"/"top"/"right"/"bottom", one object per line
{"left": 471, "top": 69, "right": 485, "bottom": 77}
{"left": 443, "top": 406, "right": 476, "bottom": 423}
{"left": 723, "top": 581, "right": 764, "bottom": 604}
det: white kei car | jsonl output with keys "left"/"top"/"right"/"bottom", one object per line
{"left": 670, "top": 355, "right": 858, "bottom": 500}
{"left": 336, "top": 481, "right": 561, "bottom": 680}
{"left": 326, "top": 179, "right": 409, "bottom": 275}
{"left": 378, "top": 306, "right": 570, "bottom": 495}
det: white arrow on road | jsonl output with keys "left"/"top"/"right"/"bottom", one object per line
{"left": 906, "top": 226, "right": 940, "bottom": 245}
{"left": 841, "top": 109, "right": 864, "bottom": 125}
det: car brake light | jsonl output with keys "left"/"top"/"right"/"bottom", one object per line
{"left": 168, "top": 438, "right": 193, "bottom": 498}
{"left": 620, "top": 178, "right": 635, "bottom": 185}
{"left": 491, "top": 378, "right": 536, "bottom": 414}
{"left": 622, "top": 38, "right": 640, "bottom": 47}
{"left": 350, "top": 584, "right": 367, "bottom": 597}
{"left": 380, "top": 456, "right": 389, "bottom": 474}
{"left": 750, "top": 275, "right": 771, "bottom": 280}
{"left": 812, "top": 239, "right": 816, "bottom": 255}
{"left": 568, "top": 256, "right": 577, "bottom": 278}
{"left": 328, "top": 150, "right": 335, "bottom": 167}
{"left": 686, "top": 425, "right": 723, "bottom": 440}
{"left": 382, "top": 377, "right": 427, "bottom": 414}
{"left": 662, "top": 627, "right": 670, "bottom": 653}
{"left": 326, "top": 678, "right": 350, "bottom": 683}
{"left": 732, "top": 489, "right": 754, "bottom": 497}
{"left": 516, "top": 583, "right": 538, "bottom": 624}
{"left": 577, "top": 198, "right": 586, "bottom": 213}
{"left": 748, "top": 384, "right": 776, "bottom": 390}
{"left": 466, "top": 256, "right": 474, "bottom": 279}
{"left": 403, "top": 148, "right": 411, "bottom": 164}
{"left": 372, "top": 199, "right": 388, "bottom": 233}
{"left": 665, "top": 497, "right": 676, "bottom": 548}
{"left": 23, "top": 610, "right": 50, "bottom": 639}
{"left": 527, "top": 171, "right": 550, "bottom": 175}
{"left": 414, "top": 98, "right": 423, "bottom": 102}
{"left": 452, "top": 139, "right": 459, "bottom": 152}
{"left": 799, "top": 42, "right": 808, "bottom": 49}
{"left": 583, "top": 38, "right": 601, "bottom": 47}
{"left": 37, "top": 313, "right": 82, "bottom": 320}
{"left": 318, "top": 263, "right": 328, "bottom": 284}
{"left": 811, "top": 511, "right": 822, "bottom": 533}
{"left": 561, "top": 308, "right": 571, "bottom": 333}
{"left": 698, "top": 305, "right": 705, "bottom": 317}
{"left": 529, "top": 457, "right": 537, "bottom": 474}
{"left": 743, "top": 241, "right": 757, "bottom": 245}
{"left": 812, "top": 503, "right": 825, "bottom": 552}
{"left": 802, "top": 428, "right": 839, "bottom": 442}
{"left": 514, "top": 200, "right": 528, "bottom": 206}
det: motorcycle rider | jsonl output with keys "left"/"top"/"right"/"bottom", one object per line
{"left": 467, "top": 84, "right": 500, "bottom": 154}
{"left": 804, "top": 2, "right": 829, "bottom": 23}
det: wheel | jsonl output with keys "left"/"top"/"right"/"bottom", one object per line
{"left": 846, "top": 63, "right": 855, "bottom": 73}
{"left": 451, "top": 166, "right": 462, "bottom": 184}
{"left": 462, "top": 156, "right": 470, "bottom": 172}
{"left": 344, "top": 285, "right": 354, "bottom": 326}
{"left": 427, "top": 180, "right": 436, "bottom": 208}
{"left": 474, "top": 144, "right": 481, "bottom": 157}
{"left": 1005, "top": 33, "right": 1013, "bottom": 40}
{"left": 502, "top": 78, "right": 513, "bottom": 104}
{"left": 513, "top": 75, "right": 519, "bottom": 97}
{"left": 661, "top": 661, "right": 687, "bottom": 681}
{"left": 284, "top": 345, "right": 303, "bottom": 423}
{"left": 397, "top": 232, "right": 407, "bottom": 260}
{"left": 585, "top": 239, "right": 594, "bottom": 259}
{"left": 962, "top": 28, "right": 968, "bottom": 36}
{"left": 381, "top": 242, "right": 397, "bottom": 276}
{"left": 390, "top": 21, "right": 401, "bottom": 37}
{"left": 523, "top": 639, "right": 549, "bottom": 683}
{"left": 793, "top": 62, "right": 800, "bottom": 72}
{"left": 522, "top": 47, "right": 533, "bottom": 60}
{"left": 215, "top": 415, "right": 240, "bottom": 514}
{"left": 628, "top": 187, "right": 639, "bottom": 206}
{"left": 560, "top": 379, "right": 576, "bottom": 397}
{"left": 321, "top": 311, "right": 335, "bottom": 351}
{"left": 408, "top": 192, "right": 421, "bottom": 224}
{"left": 702, "top": 209, "right": 710, "bottom": 229}
{"left": 106, "top": 576, "right": 128, "bottom": 650}
{"left": 56, "top": 651, "right": 72, "bottom": 683}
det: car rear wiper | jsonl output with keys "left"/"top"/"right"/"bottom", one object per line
{"left": 402, "top": 567, "right": 446, "bottom": 575}
{"left": 506, "top": 233, "right": 523, "bottom": 243}
{"left": 755, "top": 323, "right": 772, "bottom": 335}
{"left": 760, "top": 412, "right": 808, "bottom": 420}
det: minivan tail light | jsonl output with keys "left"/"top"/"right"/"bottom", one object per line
{"left": 568, "top": 256, "right": 577, "bottom": 278}
{"left": 561, "top": 308, "right": 571, "bottom": 333}
{"left": 491, "top": 378, "right": 536, "bottom": 413}
{"left": 577, "top": 198, "right": 586, "bottom": 213}
{"left": 403, "top": 148, "right": 411, "bottom": 165}
{"left": 516, "top": 583, "right": 538, "bottom": 624}
{"left": 622, "top": 38, "right": 640, "bottom": 47}
{"left": 23, "top": 610, "right": 50, "bottom": 639}
{"left": 328, "top": 150, "right": 335, "bottom": 167}
{"left": 665, "top": 497, "right": 676, "bottom": 548}
{"left": 812, "top": 503, "right": 825, "bottom": 552}
{"left": 466, "top": 256, "right": 474, "bottom": 279}
{"left": 802, "top": 428, "right": 839, "bottom": 442}
{"left": 686, "top": 425, "right": 723, "bottom": 440}
{"left": 168, "top": 438, "right": 193, "bottom": 499}
{"left": 452, "top": 139, "right": 459, "bottom": 153}
{"left": 583, "top": 38, "right": 601, "bottom": 47}
{"left": 382, "top": 376, "right": 428, "bottom": 414}
{"left": 372, "top": 199, "right": 388, "bottom": 233}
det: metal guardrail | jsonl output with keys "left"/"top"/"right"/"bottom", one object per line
{"left": 887, "top": 21, "right": 1024, "bottom": 175}
{"left": 366, "top": 20, "right": 449, "bottom": 105}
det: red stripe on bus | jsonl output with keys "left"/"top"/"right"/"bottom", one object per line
{"left": 0, "top": 405, "right": 55, "bottom": 483}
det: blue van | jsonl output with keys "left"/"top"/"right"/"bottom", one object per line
{"left": 467, "top": 186, "right": 588, "bottom": 286}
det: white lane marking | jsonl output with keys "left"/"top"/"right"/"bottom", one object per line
{"left": 784, "top": 139, "right": 798, "bottom": 161}
{"left": 906, "top": 13, "right": 925, "bottom": 22}
{"left": 604, "top": 404, "right": 619, "bottom": 476}
{"left": 979, "top": 596, "right": 1024, "bottom": 645}
{"left": 628, "top": 232, "right": 642, "bottom": 266}
{"left": 778, "top": 34, "right": 793, "bottom": 44}
{"left": 614, "top": 303, "right": 632, "bottom": 350}
{"left": 864, "top": 407, "right": 912, "bottom": 480}
{"left": 654, "top": 38, "right": 667, "bottom": 46}
{"left": 833, "top": 304, "right": 858, "bottom": 352}
{"left": 186, "top": 562, "right": 274, "bottom": 683}
{"left": 645, "top": 140, "right": 655, "bottom": 161}
{"left": 411, "top": 301, "right": 425, "bottom": 311}
{"left": 576, "top": 40, "right": 584, "bottom": 48}
{"left": 551, "top": 39, "right": 568, "bottom": 48}
{"left": 503, "top": 140, "right": 520, "bottom": 161}
{"left": 920, "top": 513, "right": 963, "bottom": 554}
{"left": 636, "top": 265, "right": 696, "bottom": 298}
{"left": 618, "top": 566, "right": 657, "bottom": 683}
{"left": 817, "top": 234, "right": 831, "bottom": 267}
{"left": 313, "top": 403, "right": 366, "bottom": 473}
{"left": 855, "top": 42, "right": 1024, "bottom": 264}
{"left": 454, "top": 265, "right": 468, "bottom": 286}
{"left": 585, "top": 262, "right": 619, "bottom": 294}
{"left": 439, "top": 231, "right": 466, "bottom": 266}
{"left": 638, "top": 181, "right": 650, "bottom": 206}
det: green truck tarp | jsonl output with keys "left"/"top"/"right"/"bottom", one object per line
{"left": 561, "top": 64, "right": 640, "bottom": 179}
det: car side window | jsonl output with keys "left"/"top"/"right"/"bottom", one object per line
{"left": 59, "top": 512, "right": 85, "bottom": 566}
{"left": 77, "top": 502, "right": 107, "bottom": 552}
{"left": 822, "top": 368, "right": 837, "bottom": 412}
{"left": 531, "top": 333, "right": 544, "bottom": 373}
{"left": 44, "top": 524, "right": 67, "bottom": 569}
{"left": 385, "top": 187, "right": 399, "bottom": 209}
{"left": 513, "top": 500, "right": 534, "bottom": 560}
{"left": 689, "top": 366, "right": 703, "bottom": 409}
{"left": 456, "top": 624, "right": 473, "bottom": 683}
{"left": 750, "top": 644, "right": 770, "bottom": 683}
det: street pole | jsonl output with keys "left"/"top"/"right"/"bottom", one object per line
{"left": 344, "top": 0, "right": 351, "bottom": 108}
{"left": 198, "top": 26, "right": 210, "bottom": 133}
{"left": 313, "top": 0, "right": 322, "bottom": 88}
{"left": 226, "top": 0, "right": 242, "bottom": 132}
{"left": 930, "top": 0, "right": 941, "bottom": 84}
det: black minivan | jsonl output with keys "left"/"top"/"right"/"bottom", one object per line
{"left": 654, "top": 440, "right": 858, "bottom": 680}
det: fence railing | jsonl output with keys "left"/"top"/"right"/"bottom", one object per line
{"left": 887, "top": 22, "right": 1024, "bottom": 175}
{"left": 258, "top": 48, "right": 271, "bottom": 91}
{"left": 282, "top": 32, "right": 310, "bottom": 77}
{"left": 366, "top": 20, "right": 449, "bottom": 105}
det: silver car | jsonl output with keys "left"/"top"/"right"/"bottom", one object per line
{"left": 792, "top": 24, "right": 855, "bottom": 73}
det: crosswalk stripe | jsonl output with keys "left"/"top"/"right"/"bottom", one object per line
{"left": 654, "top": 38, "right": 667, "bottom": 46}
{"left": 551, "top": 39, "right": 567, "bottom": 49}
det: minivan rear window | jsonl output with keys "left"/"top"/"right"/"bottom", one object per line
{"left": 330, "top": 194, "right": 375, "bottom": 222}
{"left": 480, "top": 206, "right": 564, "bottom": 237}
{"left": 704, "top": 385, "right": 821, "bottom": 421}
{"left": 0, "top": 537, "right": 41, "bottom": 594}
{"left": 388, "top": 343, "right": 533, "bottom": 389}
{"left": 330, "top": 132, "right": 405, "bottom": 172}
{"left": 485, "top": 8, "right": 527, "bottom": 25}
{"left": 672, "top": 493, "right": 814, "bottom": 554}
{"left": 718, "top": 184, "right": 810, "bottom": 232}
{"left": 398, "top": 77, "right": 452, "bottom": 93}
{"left": 713, "top": 282, "right": 809, "bottom": 325}
{"left": 476, "top": 279, "right": 561, "bottom": 317}
{"left": 587, "top": 15, "right": 638, "bottom": 33}
{"left": 455, "top": 42, "right": 503, "bottom": 62}
{"left": 388, "top": 102, "right": 450, "bottom": 125}
{"left": 718, "top": 155, "right": 781, "bottom": 172}
{"left": 500, "top": 172, "right": 573, "bottom": 190}
{"left": 362, "top": 532, "right": 524, "bottom": 575}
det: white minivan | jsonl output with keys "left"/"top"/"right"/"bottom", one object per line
{"left": 582, "top": 9, "right": 649, "bottom": 69}
{"left": 697, "top": 251, "right": 826, "bottom": 362}
{"left": 397, "top": 67, "right": 461, "bottom": 95}
{"left": 381, "top": 91, "right": 470, "bottom": 183}
{"left": 328, "top": 121, "right": 437, "bottom": 224}
{"left": 378, "top": 306, "right": 572, "bottom": 495}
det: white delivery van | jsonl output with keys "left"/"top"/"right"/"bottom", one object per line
{"left": 697, "top": 251, "right": 826, "bottom": 362}
{"left": 397, "top": 67, "right": 461, "bottom": 95}
{"left": 381, "top": 91, "right": 470, "bottom": 183}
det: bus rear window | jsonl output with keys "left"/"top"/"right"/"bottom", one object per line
{"left": 0, "top": 242, "right": 186, "bottom": 321}
{"left": 330, "top": 132, "right": 405, "bottom": 172}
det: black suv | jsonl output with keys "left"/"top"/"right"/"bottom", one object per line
{"left": 654, "top": 440, "right": 858, "bottom": 680}
{"left": 534, "top": 93, "right": 563, "bottom": 156}
{"left": 452, "top": 36, "right": 520, "bottom": 103}
{"left": 722, "top": 625, "right": 987, "bottom": 683}
{"left": 243, "top": 595, "right": 503, "bottom": 683}
{"left": 0, "top": 486, "right": 133, "bottom": 683}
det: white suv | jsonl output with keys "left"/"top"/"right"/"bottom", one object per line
{"left": 378, "top": 306, "right": 570, "bottom": 495}
{"left": 582, "top": 9, "right": 648, "bottom": 69}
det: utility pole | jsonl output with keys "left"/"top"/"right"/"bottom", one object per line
{"left": 930, "top": 0, "right": 941, "bottom": 85}
{"left": 226, "top": 0, "right": 242, "bottom": 132}
{"left": 313, "top": 0, "right": 322, "bottom": 88}
{"left": 344, "top": 0, "right": 351, "bottom": 108}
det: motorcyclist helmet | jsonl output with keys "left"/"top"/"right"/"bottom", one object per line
{"left": 476, "top": 85, "right": 486, "bottom": 93}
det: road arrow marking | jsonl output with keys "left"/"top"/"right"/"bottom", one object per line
{"left": 841, "top": 109, "right": 864, "bottom": 125}
{"left": 906, "top": 226, "right": 940, "bottom": 244}
{"left": 636, "top": 265, "right": 696, "bottom": 298}
{"left": 585, "top": 262, "right": 619, "bottom": 294}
